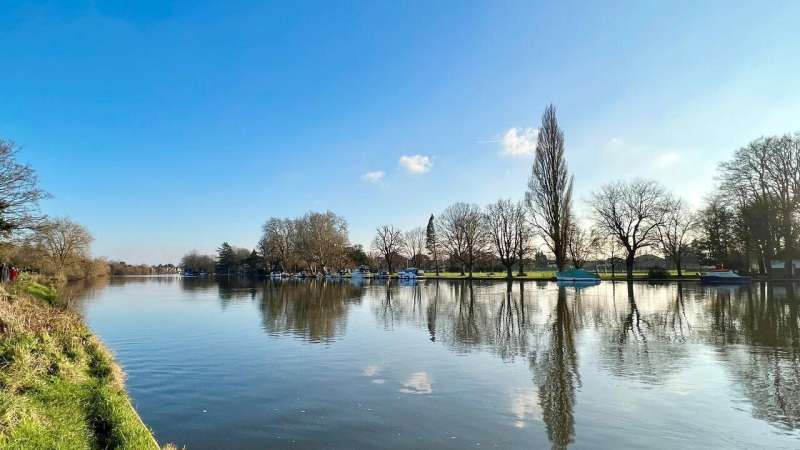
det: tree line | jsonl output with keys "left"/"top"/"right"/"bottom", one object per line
{"left": 182, "top": 211, "right": 370, "bottom": 276}
{"left": 180, "top": 105, "right": 799, "bottom": 281}
{"left": 371, "top": 105, "right": 799, "bottom": 280}
{"left": 0, "top": 139, "right": 112, "bottom": 280}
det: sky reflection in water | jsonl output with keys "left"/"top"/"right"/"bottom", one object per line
{"left": 74, "top": 278, "right": 800, "bottom": 449}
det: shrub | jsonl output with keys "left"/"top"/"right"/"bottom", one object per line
{"left": 647, "top": 267, "right": 671, "bottom": 279}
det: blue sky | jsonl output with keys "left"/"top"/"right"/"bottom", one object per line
{"left": 2, "top": 1, "right": 799, "bottom": 263}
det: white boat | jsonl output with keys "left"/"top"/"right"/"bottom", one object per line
{"left": 399, "top": 267, "right": 425, "bottom": 279}
{"left": 701, "top": 269, "right": 751, "bottom": 284}
{"left": 350, "top": 266, "right": 373, "bottom": 279}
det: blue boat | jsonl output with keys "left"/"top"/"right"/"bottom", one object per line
{"left": 556, "top": 268, "right": 601, "bottom": 282}
{"left": 700, "top": 269, "right": 751, "bottom": 285}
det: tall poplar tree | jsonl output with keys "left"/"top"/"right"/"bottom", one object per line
{"left": 525, "top": 104, "right": 573, "bottom": 271}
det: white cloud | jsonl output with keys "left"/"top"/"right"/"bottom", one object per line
{"left": 399, "top": 155, "right": 432, "bottom": 174}
{"left": 399, "top": 372, "right": 432, "bottom": 394}
{"left": 361, "top": 170, "right": 385, "bottom": 183}
{"left": 361, "top": 365, "right": 382, "bottom": 376}
{"left": 501, "top": 127, "right": 538, "bottom": 157}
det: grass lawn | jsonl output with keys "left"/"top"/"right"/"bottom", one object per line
{"left": 0, "top": 276, "right": 163, "bottom": 450}
{"left": 418, "top": 270, "right": 698, "bottom": 280}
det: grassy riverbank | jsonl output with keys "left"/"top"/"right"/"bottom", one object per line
{"left": 0, "top": 276, "right": 162, "bottom": 450}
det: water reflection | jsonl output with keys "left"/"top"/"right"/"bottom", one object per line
{"left": 358, "top": 280, "right": 800, "bottom": 445}
{"left": 71, "top": 277, "right": 800, "bottom": 448}
{"left": 529, "top": 287, "right": 580, "bottom": 448}
{"left": 257, "top": 280, "right": 363, "bottom": 343}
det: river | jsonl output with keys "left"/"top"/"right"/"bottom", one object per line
{"left": 72, "top": 277, "right": 800, "bottom": 449}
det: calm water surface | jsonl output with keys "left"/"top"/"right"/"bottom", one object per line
{"left": 74, "top": 278, "right": 800, "bottom": 449}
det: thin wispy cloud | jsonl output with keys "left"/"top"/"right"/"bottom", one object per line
{"left": 591, "top": 137, "right": 708, "bottom": 207}
{"left": 399, "top": 155, "right": 432, "bottom": 174}
{"left": 654, "top": 151, "right": 682, "bottom": 168}
{"left": 361, "top": 170, "right": 385, "bottom": 183}
{"left": 501, "top": 127, "right": 538, "bottom": 157}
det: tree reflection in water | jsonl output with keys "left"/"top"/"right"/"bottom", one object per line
{"left": 86, "top": 277, "right": 796, "bottom": 445}
{"left": 706, "top": 283, "right": 800, "bottom": 431}
{"left": 258, "top": 280, "right": 363, "bottom": 343}
{"left": 528, "top": 286, "right": 580, "bottom": 449}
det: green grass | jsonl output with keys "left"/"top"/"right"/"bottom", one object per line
{"left": 0, "top": 280, "right": 161, "bottom": 450}
{"left": 419, "top": 270, "right": 698, "bottom": 280}
{"left": 22, "top": 281, "right": 59, "bottom": 304}
{"left": 422, "top": 271, "right": 556, "bottom": 279}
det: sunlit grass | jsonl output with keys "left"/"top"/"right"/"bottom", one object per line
{"left": 0, "top": 281, "right": 162, "bottom": 449}
{"left": 420, "top": 270, "right": 697, "bottom": 280}
{"left": 22, "top": 281, "right": 58, "bottom": 304}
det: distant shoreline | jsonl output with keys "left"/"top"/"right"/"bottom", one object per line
{"left": 116, "top": 273, "right": 798, "bottom": 283}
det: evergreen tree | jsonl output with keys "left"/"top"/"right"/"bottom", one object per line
{"left": 425, "top": 214, "right": 440, "bottom": 275}
{"left": 245, "top": 249, "right": 263, "bottom": 276}
{"left": 216, "top": 242, "right": 236, "bottom": 275}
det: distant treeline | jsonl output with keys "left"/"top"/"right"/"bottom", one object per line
{"left": 107, "top": 261, "right": 180, "bottom": 276}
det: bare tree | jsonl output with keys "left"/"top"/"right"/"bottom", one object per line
{"left": 438, "top": 203, "right": 487, "bottom": 277}
{"left": 764, "top": 134, "right": 800, "bottom": 277}
{"left": 181, "top": 250, "right": 216, "bottom": 274}
{"left": 31, "top": 217, "right": 93, "bottom": 275}
{"left": 656, "top": 197, "right": 696, "bottom": 277}
{"left": 595, "top": 231, "right": 624, "bottom": 278}
{"left": 462, "top": 204, "right": 488, "bottom": 278}
{"left": 695, "top": 193, "right": 737, "bottom": 268}
{"left": 372, "top": 225, "right": 404, "bottom": 274}
{"left": 0, "top": 139, "right": 49, "bottom": 237}
{"left": 525, "top": 104, "right": 573, "bottom": 271}
{"left": 403, "top": 227, "right": 426, "bottom": 268}
{"left": 718, "top": 138, "right": 777, "bottom": 273}
{"left": 515, "top": 201, "right": 534, "bottom": 275}
{"left": 260, "top": 217, "right": 296, "bottom": 271}
{"left": 485, "top": 199, "right": 523, "bottom": 279}
{"left": 295, "top": 211, "right": 349, "bottom": 274}
{"left": 438, "top": 204, "right": 469, "bottom": 275}
{"left": 566, "top": 222, "right": 599, "bottom": 269}
{"left": 591, "top": 179, "right": 669, "bottom": 279}
{"left": 716, "top": 133, "right": 800, "bottom": 276}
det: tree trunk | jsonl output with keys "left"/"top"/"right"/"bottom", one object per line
{"left": 675, "top": 257, "right": 682, "bottom": 278}
{"left": 506, "top": 266, "right": 513, "bottom": 280}
{"left": 784, "top": 219, "right": 795, "bottom": 278}
{"left": 625, "top": 253, "right": 635, "bottom": 280}
{"left": 517, "top": 251, "right": 525, "bottom": 276}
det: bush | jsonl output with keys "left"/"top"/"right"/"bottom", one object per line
{"left": 647, "top": 267, "right": 671, "bottom": 279}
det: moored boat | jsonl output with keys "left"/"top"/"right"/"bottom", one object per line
{"left": 556, "top": 268, "right": 601, "bottom": 282}
{"left": 399, "top": 267, "right": 425, "bottom": 279}
{"left": 350, "top": 266, "right": 373, "bottom": 279}
{"left": 700, "top": 269, "right": 751, "bottom": 284}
